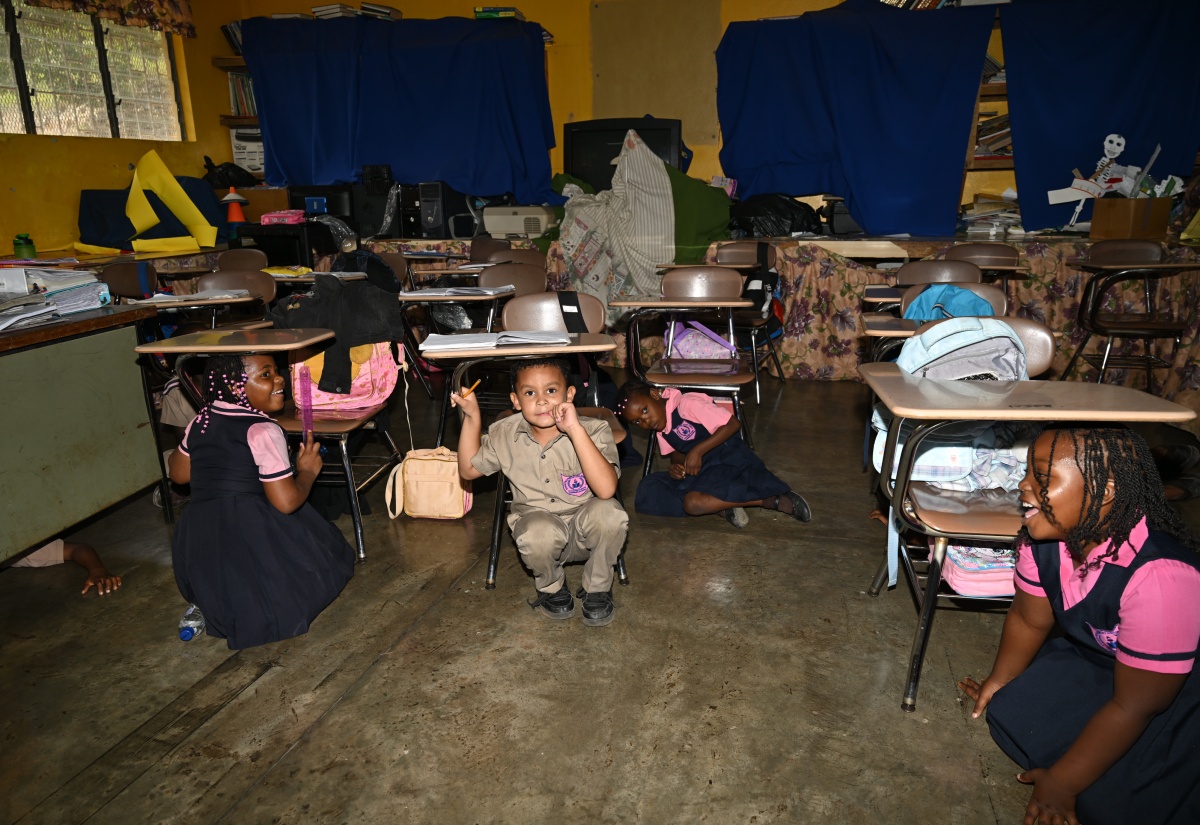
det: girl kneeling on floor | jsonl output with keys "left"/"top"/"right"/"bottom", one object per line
{"left": 168, "top": 354, "right": 355, "bottom": 649}
{"left": 615, "top": 381, "right": 810, "bottom": 528}
{"left": 959, "top": 425, "right": 1200, "bottom": 825}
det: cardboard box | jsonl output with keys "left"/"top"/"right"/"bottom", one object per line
{"left": 229, "top": 127, "right": 264, "bottom": 175}
{"left": 1090, "top": 197, "right": 1171, "bottom": 240}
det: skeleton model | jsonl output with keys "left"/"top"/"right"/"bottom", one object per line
{"left": 1047, "top": 133, "right": 1143, "bottom": 226}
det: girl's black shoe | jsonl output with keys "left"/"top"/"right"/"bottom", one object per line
{"left": 771, "top": 491, "right": 812, "bottom": 523}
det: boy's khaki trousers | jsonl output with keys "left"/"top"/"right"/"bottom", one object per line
{"left": 510, "top": 497, "right": 628, "bottom": 594}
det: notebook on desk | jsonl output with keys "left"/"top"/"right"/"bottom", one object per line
{"left": 399, "top": 285, "right": 515, "bottom": 298}
{"left": 419, "top": 331, "right": 571, "bottom": 352}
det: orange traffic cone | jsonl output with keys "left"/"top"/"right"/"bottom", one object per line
{"left": 221, "top": 186, "right": 248, "bottom": 224}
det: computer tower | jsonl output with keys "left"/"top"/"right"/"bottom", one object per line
{"left": 418, "top": 181, "right": 475, "bottom": 239}
{"left": 398, "top": 184, "right": 421, "bottom": 239}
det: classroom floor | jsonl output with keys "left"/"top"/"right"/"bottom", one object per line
{"left": 3, "top": 375, "right": 1198, "bottom": 825}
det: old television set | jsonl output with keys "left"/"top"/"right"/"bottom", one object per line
{"left": 562, "top": 118, "right": 683, "bottom": 193}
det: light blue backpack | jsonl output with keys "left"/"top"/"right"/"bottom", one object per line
{"left": 902, "top": 283, "right": 996, "bottom": 323}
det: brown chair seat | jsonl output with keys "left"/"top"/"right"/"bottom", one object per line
{"left": 903, "top": 484, "right": 1023, "bottom": 539}
{"left": 646, "top": 358, "right": 758, "bottom": 384}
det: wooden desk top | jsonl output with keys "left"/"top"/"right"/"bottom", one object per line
{"left": 862, "top": 315, "right": 919, "bottom": 337}
{"left": 0, "top": 305, "right": 156, "bottom": 355}
{"left": 271, "top": 272, "right": 367, "bottom": 283}
{"left": 859, "top": 362, "right": 1195, "bottom": 423}
{"left": 135, "top": 328, "right": 334, "bottom": 354}
{"left": 398, "top": 291, "right": 510, "bottom": 303}
{"left": 421, "top": 333, "right": 615, "bottom": 360}
{"left": 401, "top": 251, "right": 468, "bottom": 260}
{"left": 609, "top": 298, "right": 754, "bottom": 309}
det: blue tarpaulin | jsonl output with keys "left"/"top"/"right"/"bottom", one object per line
{"left": 240, "top": 16, "right": 558, "bottom": 204}
{"left": 716, "top": 0, "right": 994, "bottom": 235}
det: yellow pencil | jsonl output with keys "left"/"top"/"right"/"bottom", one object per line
{"left": 461, "top": 378, "right": 482, "bottom": 398}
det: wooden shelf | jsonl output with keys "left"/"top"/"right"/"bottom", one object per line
{"left": 969, "top": 156, "right": 1015, "bottom": 171}
{"left": 979, "top": 81, "right": 1006, "bottom": 99}
{"left": 212, "top": 56, "right": 247, "bottom": 71}
{"left": 220, "top": 115, "right": 258, "bottom": 128}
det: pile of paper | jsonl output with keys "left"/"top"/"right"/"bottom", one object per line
{"left": 419, "top": 330, "right": 570, "bottom": 352}
{"left": 962, "top": 189, "right": 1023, "bottom": 237}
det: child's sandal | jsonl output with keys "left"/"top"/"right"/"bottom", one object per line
{"left": 771, "top": 491, "right": 812, "bottom": 523}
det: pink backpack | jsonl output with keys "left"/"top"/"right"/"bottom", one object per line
{"left": 290, "top": 342, "right": 401, "bottom": 410}
{"left": 664, "top": 321, "right": 737, "bottom": 359}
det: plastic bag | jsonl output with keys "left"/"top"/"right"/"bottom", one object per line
{"left": 729, "top": 194, "right": 821, "bottom": 237}
{"left": 202, "top": 155, "right": 260, "bottom": 189}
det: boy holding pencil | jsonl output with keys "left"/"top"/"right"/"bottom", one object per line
{"left": 452, "top": 358, "right": 628, "bottom": 626}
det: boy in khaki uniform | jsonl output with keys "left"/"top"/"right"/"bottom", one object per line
{"left": 454, "top": 358, "right": 628, "bottom": 626}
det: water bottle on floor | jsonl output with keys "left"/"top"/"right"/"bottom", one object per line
{"left": 178, "top": 604, "right": 206, "bottom": 641}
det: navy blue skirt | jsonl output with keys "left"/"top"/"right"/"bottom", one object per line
{"left": 987, "top": 637, "right": 1200, "bottom": 825}
{"left": 634, "top": 436, "right": 789, "bottom": 517}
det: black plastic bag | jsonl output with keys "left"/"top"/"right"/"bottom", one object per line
{"left": 202, "top": 155, "right": 260, "bottom": 190}
{"left": 729, "top": 194, "right": 821, "bottom": 237}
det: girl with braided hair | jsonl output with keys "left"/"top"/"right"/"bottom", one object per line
{"left": 167, "top": 354, "right": 354, "bottom": 649}
{"left": 959, "top": 425, "right": 1200, "bottom": 825}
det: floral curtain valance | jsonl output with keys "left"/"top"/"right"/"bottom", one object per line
{"left": 22, "top": 0, "right": 195, "bottom": 37}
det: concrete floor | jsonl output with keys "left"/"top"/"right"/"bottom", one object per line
{"left": 3, "top": 376, "right": 1197, "bottom": 824}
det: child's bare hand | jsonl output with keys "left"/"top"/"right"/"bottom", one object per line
{"left": 553, "top": 401, "right": 579, "bottom": 433}
{"left": 295, "top": 431, "right": 323, "bottom": 477}
{"left": 669, "top": 464, "right": 687, "bottom": 480}
{"left": 683, "top": 450, "right": 704, "bottom": 476}
{"left": 451, "top": 388, "right": 480, "bottom": 418}
{"left": 957, "top": 675, "right": 1005, "bottom": 719}
{"left": 82, "top": 572, "right": 122, "bottom": 596}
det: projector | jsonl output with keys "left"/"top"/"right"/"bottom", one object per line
{"left": 482, "top": 206, "right": 559, "bottom": 239}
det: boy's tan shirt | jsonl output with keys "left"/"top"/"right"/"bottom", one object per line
{"left": 470, "top": 413, "right": 620, "bottom": 518}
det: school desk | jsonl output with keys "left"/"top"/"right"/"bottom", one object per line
{"left": 422, "top": 333, "right": 617, "bottom": 448}
{"left": 858, "top": 361, "right": 1196, "bottom": 711}
{"left": 127, "top": 293, "right": 258, "bottom": 331}
{"left": 0, "top": 306, "right": 161, "bottom": 561}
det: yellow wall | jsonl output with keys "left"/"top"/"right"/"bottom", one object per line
{"left": 1, "top": 0, "right": 1008, "bottom": 252}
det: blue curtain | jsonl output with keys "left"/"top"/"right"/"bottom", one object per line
{"left": 716, "top": 0, "right": 994, "bottom": 235}
{"left": 240, "top": 16, "right": 557, "bottom": 204}
{"left": 1002, "top": 0, "right": 1200, "bottom": 231}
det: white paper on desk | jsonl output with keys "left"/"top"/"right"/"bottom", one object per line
{"left": 129, "top": 288, "right": 250, "bottom": 303}
{"left": 22, "top": 268, "right": 100, "bottom": 292}
{"left": 0, "top": 301, "right": 57, "bottom": 331}
{"left": 45, "top": 282, "right": 110, "bottom": 314}
{"left": 419, "top": 330, "right": 571, "bottom": 351}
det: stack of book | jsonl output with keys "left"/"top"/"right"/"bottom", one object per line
{"left": 360, "top": 3, "right": 402, "bottom": 19}
{"left": 21, "top": 269, "right": 111, "bottom": 316}
{"left": 962, "top": 192, "right": 1023, "bottom": 237}
{"left": 474, "top": 6, "right": 525, "bottom": 21}
{"left": 982, "top": 52, "right": 1006, "bottom": 85}
{"left": 220, "top": 20, "right": 243, "bottom": 55}
{"left": 312, "top": 3, "right": 359, "bottom": 18}
{"left": 975, "top": 113, "right": 1012, "bottom": 158}
{"left": 271, "top": 13, "right": 313, "bottom": 19}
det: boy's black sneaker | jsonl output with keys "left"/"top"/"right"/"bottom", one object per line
{"left": 528, "top": 580, "right": 575, "bottom": 620}
{"left": 581, "top": 590, "right": 615, "bottom": 627}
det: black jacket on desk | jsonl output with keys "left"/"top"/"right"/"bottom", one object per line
{"left": 267, "top": 274, "right": 406, "bottom": 394}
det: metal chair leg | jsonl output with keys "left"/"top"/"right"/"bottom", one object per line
{"left": 642, "top": 428, "right": 657, "bottom": 478}
{"left": 485, "top": 473, "right": 509, "bottom": 589}
{"left": 435, "top": 377, "right": 453, "bottom": 448}
{"left": 766, "top": 332, "right": 786, "bottom": 383}
{"left": 139, "top": 355, "right": 174, "bottom": 524}
{"left": 868, "top": 554, "right": 890, "bottom": 596}
{"left": 338, "top": 437, "right": 367, "bottom": 562}
{"left": 733, "top": 393, "right": 752, "bottom": 449}
{"left": 403, "top": 341, "right": 434, "bottom": 399}
{"left": 616, "top": 553, "right": 629, "bottom": 585}
{"left": 1061, "top": 334, "right": 1092, "bottom": 381}
{"left": 902, "top": 536, "right": 947, "bottom": 712}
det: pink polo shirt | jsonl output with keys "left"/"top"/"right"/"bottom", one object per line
{"left": 180, "top": 402, "right": 294, "bottom": 481}
{"left": 656, "top": 389, "right": 734, "bottom": 455}
{"left": 1015, "top": 519, "right": 1200, "bottom": 674}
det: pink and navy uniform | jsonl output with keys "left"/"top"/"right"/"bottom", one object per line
{"left": 634, "top": 389, "right": 788, "bottom": 517}
{"left": 986, "top": 519, "right": 1200, "bottom": 825}
{"left": 172, "top": 401, "right": 354, "bottom": 649}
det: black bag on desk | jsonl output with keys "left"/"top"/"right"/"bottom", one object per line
{"left": 729, "top": 193, "right": 821, "bottom": 237}
{"left": 202, "top": 156, "right": 260, "bottom": 190}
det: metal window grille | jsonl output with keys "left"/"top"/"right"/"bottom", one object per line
{"left": 0, "top": 5, "right": 23, "bottom": 133}
{"left": 0, "top": 2, "right": 182, "bottom": 140}
{"left": 105, "top": 23, "right": 180, "bottom": 141}
{"left": 18, "top": 5, "right": 109, "bottom": 137}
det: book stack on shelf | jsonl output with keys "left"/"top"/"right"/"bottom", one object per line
{"left": 975, "top": 112, "right": 1012, "bottom": 160}
{"left": 312, "top": 3, "right": 359, "bottom": 17}
{"left": 360, "top": 3, "right": 403, "bottom": 19}
{"left": 220, "top": 20, "right": 242, "bottom": 55}
{"left": 981, "top": 52, "right": 1006, "bottom": 86}
{"left": 473, "top": 7, "right": 553, "bottom": 41}
{"left": 272, "top": 12, "right": 313, "bottom": 18}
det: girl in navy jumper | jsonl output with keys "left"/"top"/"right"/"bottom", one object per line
{"left": 616, "top": 381, "right": 810, "bottom": 528}
{"left": 959, "top": 425, "right": 1200, "bottom": 825}
{"left": 168, "top": 355, "right": 354, "bottom": 649}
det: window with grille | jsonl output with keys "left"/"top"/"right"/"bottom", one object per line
{"left": 1, "top": 1, "right": 182, "bottom": 140}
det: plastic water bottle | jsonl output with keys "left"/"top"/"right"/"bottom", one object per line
{"left": 13, "top": 234, "right": 36, "bottom": 259}
{"left": 178, "top": 604, "right": 206, "bottom": 641}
